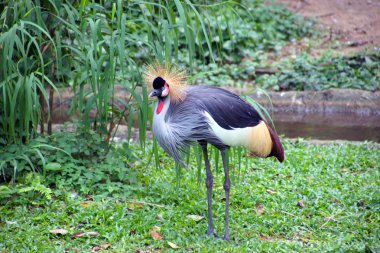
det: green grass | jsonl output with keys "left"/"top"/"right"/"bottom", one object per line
{"left": 1, "top": 140, "right": 379, "bottom": 252}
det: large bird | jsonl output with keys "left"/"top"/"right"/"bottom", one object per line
{"left": 144, "top": 63, "right": 284, "bottom": 241}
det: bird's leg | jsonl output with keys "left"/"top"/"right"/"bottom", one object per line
{"left": 221, "top": 150, "right": 231, "bottom": 241}
{"left": 201, "top": 143, "right": 217, "bottom": 238}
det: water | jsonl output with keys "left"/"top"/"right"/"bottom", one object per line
{"left": 51, "top": 105, "right": 380, "bottom": 142}
{"left": 273, "top": 112, "right": 380, "bottom": 142}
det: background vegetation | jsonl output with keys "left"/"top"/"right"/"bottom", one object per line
{"left": 256, "top": 50, "right": 380, "bottom": 91}
{"left": 1, "top": 0, "right": 379, "bottom": 252}
{"left": 0, "top": 0, "right": 314, "bottom": 181}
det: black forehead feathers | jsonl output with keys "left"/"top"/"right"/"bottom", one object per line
{"left": 153, "top": 77, "right": 166, "bottom": 89}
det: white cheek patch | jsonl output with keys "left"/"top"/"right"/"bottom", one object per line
{"left": 161, "top": 84, "right": 170, "bottom": 97}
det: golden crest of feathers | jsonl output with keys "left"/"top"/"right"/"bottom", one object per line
{"left": 143, "top": 61, "right": 188, "bottom": 102}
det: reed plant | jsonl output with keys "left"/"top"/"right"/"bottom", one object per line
{"left": 0, "top": 0, "right": 235, "bottom": 143}
{"left": 0, "top": 0, "right": 234, "bottom": 181}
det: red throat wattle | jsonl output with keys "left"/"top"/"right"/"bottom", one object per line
{"left": 156, "top": 99, "right": 164, "bottom": 114}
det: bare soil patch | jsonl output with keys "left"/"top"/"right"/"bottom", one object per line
{"left": 277, "top": 0, "right": 380, "bottom": 53}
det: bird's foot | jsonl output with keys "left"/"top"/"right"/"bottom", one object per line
{"left": 206, "top": 231, "right": 219, "bottom": 239}
{"left": 206, "top": 231, "right": 230, "bottom": 241}
{"left": 223, "top": 234, "right": 230, "bottom": 241}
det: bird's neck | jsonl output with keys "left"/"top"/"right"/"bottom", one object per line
{"left": 155, "top": 96, "right": 170, "bottom": 115}
{"left": 156, "top": 99, "right": 165, "bottom": 114}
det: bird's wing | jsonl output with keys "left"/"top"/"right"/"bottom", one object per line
{"left": 187, "top": 86, "right": 263, "bottom": 129}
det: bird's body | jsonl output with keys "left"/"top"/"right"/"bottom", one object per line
{"left": 145, "top": 63, "right": 284, "bottom": 240}
{"left": 152, "top": 85, "right": 283, "bottom": 165}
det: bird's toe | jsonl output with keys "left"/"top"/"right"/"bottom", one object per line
{"left": 206, "top": 231, "right": 219, "bottom": 239}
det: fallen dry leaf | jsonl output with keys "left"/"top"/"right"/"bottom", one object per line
{"left": 85, "top": 194, "right": 94, "bottom": 201}
{"left": 64, "top": 247, "right": 80, "bottom": 251}
{"left": 135, "top": 246, "right": 161, "bottom": 253}
{"left": 186, "top": 214, "right": 204, "bottom": 222}
{"left": 126, "top": 201, "right": 144, "bottom": 210}
{"left": 297, "top": 199, "right": 305, "bottom": 209}
{"left": 156, "top": 213, "right": 164, "bottom": 222}
{"left": 80, "top": 202, "right": 90, "bottom": 208}
{"left": 71, "top": 232, "right": 85, "bottom": 239}
{"left": 219, "top": 195, "right": 226, "bottom": 201}
{"left": 167, "top": 241, "right": 180, "bottom": 249}
{"left": 90, "top": 242, "right": 111, "bottom": 252}
{"left": 255, "top": 203, "right": 265, "bottom": 215}
{"left": 152, "top": 225, "right": 161, "bottom": 232}
{"left": 149, "top": 230, "right": 163, "bottom": 240}
{"left": 71, "top": 231, "right": 99, "bottom": 239}
{"left": 259, "top": 235, "right": 270, "bottom": 241}
{"left": 85, "top": 231, "right": 99, "bottom": 236}
{"left": 266, "top": 189, "right": 277, "bottom": 195}
{"left": 49, "top": 228, "right": 68, "bottom": 235}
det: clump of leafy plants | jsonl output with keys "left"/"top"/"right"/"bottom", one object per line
{"left": 192, "top": 60, "right": 257, "bottom": 87}
{"left": 257, "top": 50, "right": 380, "bottom": 91}
{"left": 189, "top": 0, "right": 315, "bottom": 87}
{"left": 193, "top": 0, "right": 314, "bottom": 64}
{"left": 182, "top": 0, "right": 315, "bottom": 88}
{"left": 53, "top": 131, "right": 141, "bottom": 194}
{"left": 0, "top": 173, "right": 52, "bottom": 206}
{"left": 0, "top": 129, "right": 139, "bottom": 204}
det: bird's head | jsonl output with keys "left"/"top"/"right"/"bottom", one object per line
{"left": 149, "top": 76, "right": 170, "bottom": 99}
{"left": 143, "top": 62, "right": 187, "bottom": 103}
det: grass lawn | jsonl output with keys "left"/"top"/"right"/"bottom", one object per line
{"left": 1, "top": 140, "right": 379, "bottom": 252}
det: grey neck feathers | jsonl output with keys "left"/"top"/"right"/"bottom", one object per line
{"left": 152, "top": 96, "right": 185, "bottom": 164}
{"left": 152, "top": 94, "right": 225, "bottom": 166}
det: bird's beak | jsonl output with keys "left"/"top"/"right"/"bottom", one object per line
{"left": 149, "top": 89, "right": 160, "bottom": 98}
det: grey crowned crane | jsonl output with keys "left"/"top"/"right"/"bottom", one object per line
{"left": 144, "top": 63, "right": 284, "bottom": 241}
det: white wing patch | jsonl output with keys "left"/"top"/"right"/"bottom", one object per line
{"left": 203, "top": 111, "right": 272, "bottom": 157}
{"left": 204, "top": 111, "right": 251, "bottom": 146}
